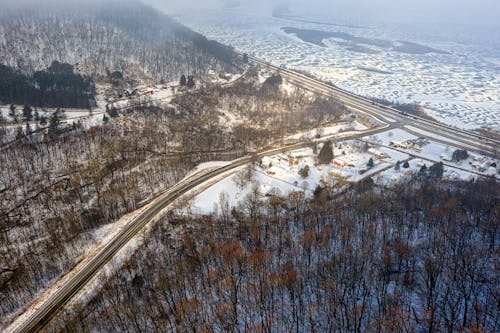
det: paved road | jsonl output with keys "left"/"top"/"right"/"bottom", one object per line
{"left": 249, "top": 56, "right": 499, "bottom": 159}
{"left": 7, "top": 56, "right": 499, "bottom": 333}
{"left": 7, "top": 126, "right": 387, "bottom": 333}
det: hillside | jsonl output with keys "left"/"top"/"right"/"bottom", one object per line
{"left": 48, "top": 177, "right": 499, "bottom": 332}
{"left": 0, "top": 0, "right": 237, "bottom": 83}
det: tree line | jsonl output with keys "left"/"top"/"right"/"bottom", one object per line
{"left": 0, "top": 61, "right": 95, "bottom": 108}
{"left": 47, "top": 176, "right": 499, "bottom": 332}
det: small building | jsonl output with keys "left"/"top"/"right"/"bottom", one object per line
{"left": 333, "top": 160, "right": 347, "bottom": 167}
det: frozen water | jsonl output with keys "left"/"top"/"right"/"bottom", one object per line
{"left": 179, "top": 8, "right": 500, "bottom": 131}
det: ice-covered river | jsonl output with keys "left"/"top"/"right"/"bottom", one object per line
{"left": 179, "top": 6, "right": 500, "bottom": 131}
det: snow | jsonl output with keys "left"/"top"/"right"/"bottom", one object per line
{"left": 192, "top": 174, "right": 250, "bottom": 214}
{"left": 281, "top": 79, "right": 298, "bottom": 95}
{"left": 189, "top": 127, "right": 498, "bottom": 216}
{"left": 377, "top": 157, "right": 479, "bottom": 183}
{"left": 179, "top": 7, "right": 500, "bottom": 131}
{"left": 190, "top": 142, "right": 411, "bottom": 215}
{"left": 363, "top": 128, "right": 418, "bottom": 145}
{"left": 2, "top": 160, "right": 243, "bottom": 333}
{"left": 185, "top": 161, "right": 232, "bottom": 178}
{"left": 404, "top": 125, "right": 487, "bottom": 149}
{"left": 288, "top": 121, "right": 367, "bottom": 140}
{"left": 2, "top": 207, "right": 144, "bottom": 333}
{"left": 364, "top": 129, "right": 499, "bottom": 177}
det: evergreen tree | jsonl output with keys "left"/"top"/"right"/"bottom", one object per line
{"left": 318, "top": 141, "right": 334, "bottom": 164}
{"left": 264, "top": 74, "right": 283, "bottom": 86}
{"left": 180, "top": 74, "right": 187, "bottom": 86}
{"left": 34, "top": 110, "right": 40, "bottom": 122}
{"left": 394, "top": 160, "right": 401, "bottom": 171}
{"left": 103, "top": 114, "right": 109, "bottom": 123}
{"left": 48, "top": 112, "right": 61, "bottom": 139}
{"left": 40, "top": 116, "right": 47, "bottom": 126}
{"left": 242, "top": 53, "right": 249, "bottom": 63}
{"left": 367, "top": 157, "right": 375, "bottom": 169}
{"left": 313, "top": 184, "right": 324, "bottom": 197}
{"left": 429, "top": 162, "right": 444, "bottom": 179}
{"left": 9, "top": 104, "right": 16, "bottom": 117}
{"left": 419, "top": 164, "right": 428, "bottom": 176}
{"left": 22, "top": 105, "right": 33, "bottom": 122}
{"left": 299, "top": 165, "right": 310, "bottom": 178}
{"left": 187, "top": 75, "right": 195, "bottom": 88}
{"left": 110, "top": 71, "right": 123, "bottom": 86}
{"left": 403, "top": 161, "right": 410, "bottom": 169}
{"left": 452, "top": 149, "right": 469, "bottom": 162}
{"left": 15, "top": 126, "right": 24, "bottom": 140}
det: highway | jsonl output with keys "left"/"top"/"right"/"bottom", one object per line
{"left": 248, "top": 56, "right": 499, "bottom": 159}
{"left": 6, "top": 55, "right": 499, "bottom": 333}
{"left": 6, "top": 125, "right": 387, "bottom": 333}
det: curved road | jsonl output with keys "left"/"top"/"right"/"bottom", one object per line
{"left": 248, "top": 56, "right": 499, "bottom": 158}
{"left": 7, "top": 125, "right": 388, "bottom": 333}
{"left": 7, "top": 55, "right": 499, "bottom": 333}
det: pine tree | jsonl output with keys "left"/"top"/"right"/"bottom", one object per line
{"left": 15, "top": 126, "right": 24, "bottom": 140}
{"left": 318, "top": 141, "right": 334, "bottom": 164}
{"left": 180, "top": 75, "right": 187, "bottom": 86}
{"left": 48, "top": 113, "right": 61, "bottom": 139}
{"left": 452, "top": 149, "right": 468, "bottom": 162}
{"left": 367, "top": 157, "right": 374, "bottom": 169}
{"left": 187, "top": 75, "right": 195, "bottom": 88}
{"left": 299, "top": 165, "right": 310, "bottom": 178}
{"left": 429, "top": 162, "right": 444, "bottom": 179}
{"left": 9, "top": 104, "right": 16, "bottom": 117}
{"left": 22, "top": 105, "right": 33, "bottom": 121}
{"left": 403, "top": 161, "right": 410, "bottom": 169}
{"left": 419, "top": 164, "right": 428, "bottom": 176}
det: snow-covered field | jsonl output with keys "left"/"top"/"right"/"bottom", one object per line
{"left": 288, "top": 121, "right": 367, "bottom": 140}
{"left": 363, "top": 129, "right": 499, "bottom": 176}
{"left": 189, "top": 129, "right": 498, "bottom": 215}
{"left": 179, "top": 8, "right": 500, "bottom": 131}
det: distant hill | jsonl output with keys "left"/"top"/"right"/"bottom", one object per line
{"left": 0, "top": 0, "right": 238, "bottom": 83}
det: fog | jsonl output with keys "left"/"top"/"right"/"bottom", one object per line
{"left": 144, "top": 0, "right": 500, "bottom": 30}
{"left": 3, "top": 0, "right": 499, "bottom": 31}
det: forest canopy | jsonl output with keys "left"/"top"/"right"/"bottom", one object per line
{"left": 0, "top": 61, "right": 95, "bottom": 108}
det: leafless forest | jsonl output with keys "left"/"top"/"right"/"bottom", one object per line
{"left": 47, "top": 177, "right": 499, "bottom": 332}
{"left": 1, "top": 1, "right": 497, "bottom": 332}
{"left": 0, "top": 69, "right": 346, "bottom": 323}
{"left": 0, "top": 1, "right": 234, "bottom": 81}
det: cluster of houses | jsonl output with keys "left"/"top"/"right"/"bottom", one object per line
{"left": 259, "top": 144, "right": 390, "bottom": 178}
{"left": 389, "top": 138, "right": 429, "bottom": 153}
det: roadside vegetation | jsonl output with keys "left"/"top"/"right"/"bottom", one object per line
{"left": 0, "top": 66, "right": 348, "bottom": 324}
{"left": 48, "top": 177, "right": 499, "bottom": 332}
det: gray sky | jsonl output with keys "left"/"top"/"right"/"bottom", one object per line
{"left": 144, "top": 0, "right": 500, "bottom": 30}
{"left": 4, "top": 0, "right": 498, "bottom": 31}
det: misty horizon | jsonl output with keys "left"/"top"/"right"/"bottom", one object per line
{"left": 144, "top": 0, "right": 500, "bottom": 31}
{"left": 3, "top": 0, "right": 499, "bottom": 32}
